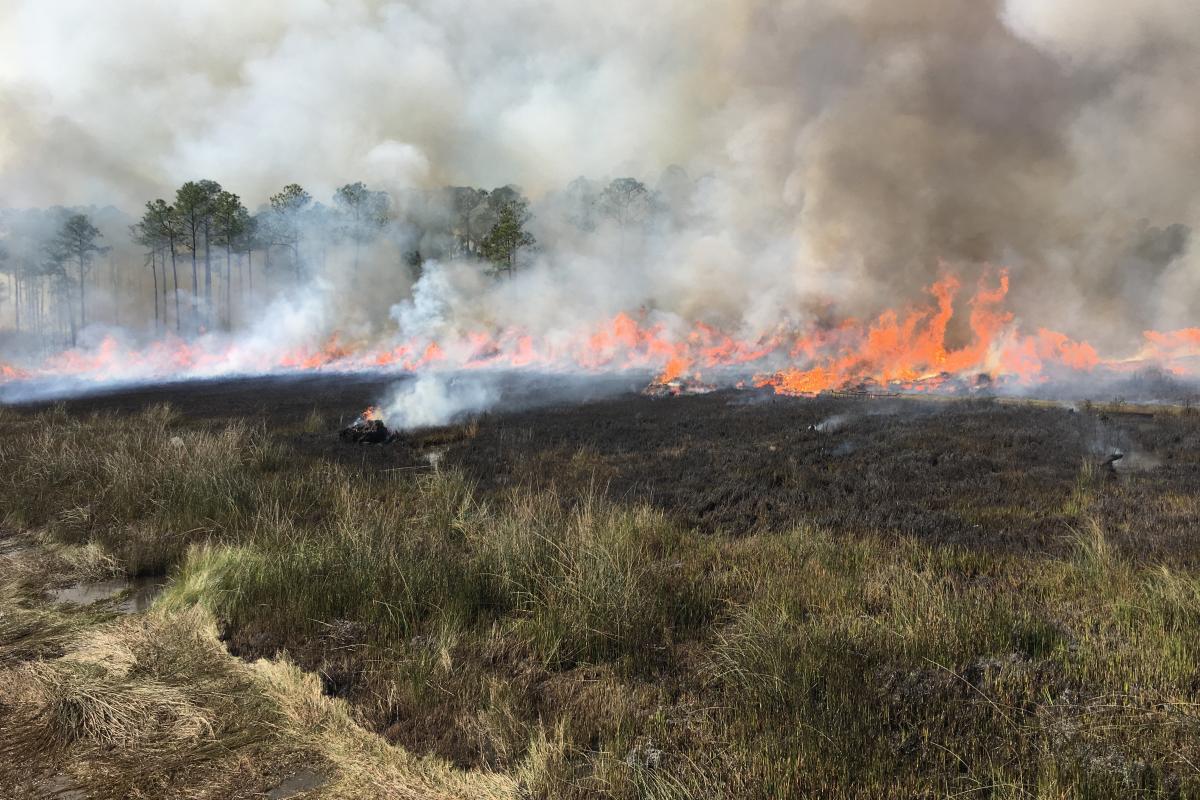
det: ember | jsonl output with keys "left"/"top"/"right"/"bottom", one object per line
{"left": 643, "top": 377, "right": 716, "bottom": 398}
{"left": 339, "top": 407, "right": 392, "bottom": 444}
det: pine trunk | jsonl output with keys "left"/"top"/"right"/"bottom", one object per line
{"left": 78, "top": 255, "right": 86, "bottom": 330}
{"left": 159, "top": 249, "right": 167, "bottom": 330}
{"left": 203, "top": 222, "right": 212, "bottom": 328}
{"left": 190, "top": 230, "right": 199, "bottom": 332}
{"left": 172, "top": 242, "right": 182, "bottom": 333}
{"left": 225, "top": 245, "right": 232, "bottom": 330}
{"left": 151, "top": 252, "right": 159, "bottom": 330}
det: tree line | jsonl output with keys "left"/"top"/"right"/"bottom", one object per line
{"left": 0, "top": 212, "right": 109, "bottom": 346}
{"left": 1, "top": 172, "right": 674, "bottom": 346}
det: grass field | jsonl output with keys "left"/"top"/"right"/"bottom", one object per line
{"left": 2, "top": 381, "right": 1200, "bottom": 798}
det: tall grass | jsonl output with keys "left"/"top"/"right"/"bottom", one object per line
{"left": 5, "top": 407, "right": 1200, "bottom": 796}
{"left": 0, "top": 404, "right": 289, "bottom": 573}
{"left": 162, "top": 475, "right": 713, "bottom": 674}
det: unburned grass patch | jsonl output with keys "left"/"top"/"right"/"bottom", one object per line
{"left": 0, "top": 404, "right": 289, "bottom": 574}
{"left": 157, "top": 469, "right": 1200, "bottom": 795}
{"left": 161, "top": 477, "right": 716, "bottom": 675}
{"left": 0, "top": 597, "right": 520, "bottom": 799}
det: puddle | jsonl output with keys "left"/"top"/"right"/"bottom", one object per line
{"left": 266, "top": 769, "right": 327, "bottom": 799}
{"left": 48, "top": 576, "right": 166, "bottom": 614}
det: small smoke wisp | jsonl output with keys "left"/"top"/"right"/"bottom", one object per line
{"left": 377, "top": 372, "right": 499, "bottom": 430}
{"left": 810, "top": 413, "right": 851, "bottom": 434}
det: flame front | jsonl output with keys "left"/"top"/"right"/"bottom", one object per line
{"left": 3, "top": 269, "right": 1199, "bottom": 397}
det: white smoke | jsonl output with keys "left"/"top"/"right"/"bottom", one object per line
{"left": 390, "top": 261, "right": 487, "bottom": 340}
{"left": 2, "top": 0, "right": 1199, "bottom": 388}
{"left": 379, "top": 372, "right": 499, "bottom": 429}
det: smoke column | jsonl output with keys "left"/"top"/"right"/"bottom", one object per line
{"left": 1, "top": 0, "right": 1198, "bottom": 406}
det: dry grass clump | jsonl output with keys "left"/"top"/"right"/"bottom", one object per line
{"left": 0, "top": 597, "right": 521, "bottom": 800}
{"left": 12, "top": 657, "right": 215, "bottom": 750}
{"left": 0, "top": 596, "right": 87, "bottom": 667}
{"left": 301, "top": 406, "right": 327, "bottom": 434}
{"left": 0, "top": 605, "right": 291, "bottom": 797}
{"left": 473, "top": 489, "right": 712, "bottom": 669}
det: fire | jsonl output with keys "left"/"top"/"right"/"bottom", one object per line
{"left": 755, "top": 272, "right": 1012, "bottom": 395}
{"left": 2, "top": 268, "right": 1199, "bottom": 398}
{"left": 1143, "top": 328, "right": 1200, "bottom": 359}
{"left": 656, "top": 355, "right": 692, "bottom": 384}
{"left": 750, "top": 271, "right": 1129, "bottom": 396}
{"left": 999, "top": 329, "right": 1100, "bottom": 380}
{"left": 279, "top": 334, "right": 353, "bottom": 370}
{"left": 361, "top": 405, "right": 383, "bottom": 422}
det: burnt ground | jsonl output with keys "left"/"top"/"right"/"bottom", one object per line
{"left": 10, "top": 371, "right": 1200, "bottom": 561}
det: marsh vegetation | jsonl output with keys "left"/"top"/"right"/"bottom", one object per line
{"left": 2, "top": 386, "right": 1200, "bottom": 798}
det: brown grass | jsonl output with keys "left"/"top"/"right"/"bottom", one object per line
{"left": 3, "top": 403, "right": 1200, "bottom": 797}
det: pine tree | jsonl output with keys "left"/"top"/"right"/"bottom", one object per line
{"left": 480, "top": 200, "right": 535, "bottom": 277}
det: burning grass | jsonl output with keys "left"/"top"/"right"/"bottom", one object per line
{"left": 6, "top": 271, "right": 1200, "bottom": 400}
{"left": 3, "top": 398, "right": 1200, "bottom": 796}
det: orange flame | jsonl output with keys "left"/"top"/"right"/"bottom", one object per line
{"left": 656, "top": 355, "right": 692, "bottom": 384}
{"left": 3, "top": 269, "right": 1199, "bottom": 397}
{"left": 755, "top": 272, "right": 1014, "bottom": 394}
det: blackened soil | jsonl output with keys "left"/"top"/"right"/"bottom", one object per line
{"left": 420, "top": 391, "right": 1200, "bottom": 559}
{"left": 12, "top": 373, "right": 1200, "bottom": 560}
{"left": 6, "top": 372, "right": 398, "bottom": 423}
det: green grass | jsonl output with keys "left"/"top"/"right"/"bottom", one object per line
{"left": 161, "top": 477, "right": 713, "bottom": 676}
{"left": 0, "top": 404, "right": 288, "bottom": 574}
{"left": 3, "top": 405, "right": 1200, "bottom": 797}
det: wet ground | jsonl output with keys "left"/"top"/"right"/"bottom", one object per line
{"left": 264, "top": 769, "right": 327, "bottom": 800}
{"left": 8, "top": 371, "right": 1200, "bottom": 561}
{"left": 48, "top": 576, "right": 166, "bottom": 614}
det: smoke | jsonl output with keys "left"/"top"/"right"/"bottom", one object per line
{"left": 378, "top": 373, "right": 499, "bottom": 429}
{"left": 1, "top": 0, "right": 1199, "bottom": 396}
{"left": 811, "top": 414, "right": 851, "bottom": 434}
{"left": 0, "top": 0, "right": 714, "bottom": 205}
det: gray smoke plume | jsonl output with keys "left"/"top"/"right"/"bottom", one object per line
{"left": 1, "top": 0, "right": 1198, "bottom": 369}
